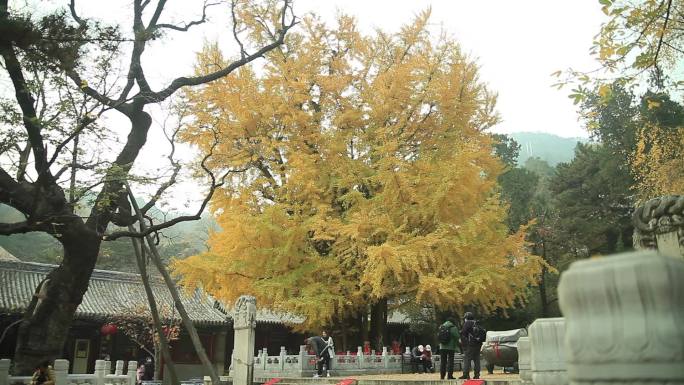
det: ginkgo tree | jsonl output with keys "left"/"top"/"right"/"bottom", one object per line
{"left": 173, "top": 11, "right": 543, "bottom": 347}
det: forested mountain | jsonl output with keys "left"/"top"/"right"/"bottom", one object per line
{"left": 511, "top": 132, "right": 586, "bottom": 166}
{"left": 0, "top": 204, "right": 213, "bottom": 272}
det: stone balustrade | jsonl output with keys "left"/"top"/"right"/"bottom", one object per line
{"left": 529, "top": 318, "right": 567, "bottom": 385}
{"left": 558, "top": 250, "right": 684, "bottom": 385}
{"left": 517, "top": 336, "right": 531, "bottom": 385}
{"left": 0, "top": 359, "right": 136, "bottom": 385}
{"left": 226, "top": 344, "right": 455, "bottom": 378}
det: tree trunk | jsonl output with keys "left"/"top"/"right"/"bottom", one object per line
{"left": 13, "top": 226, "right": 101, "bottom": 374}
{"left": 369, "top": 299, "right": 388, "bottom": 352}
{"left": 538, "top": 265, "right": 549, "bottom": 318}
{"left": 127, "top": 186, "right": 219, "bottom": 385}
{"left": 360, "top": 311, "right": 369, "bottom": 346}
{"left": 130, "top": 232, "right": 178, "bottom": 385}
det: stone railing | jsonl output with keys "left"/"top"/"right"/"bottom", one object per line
{"left": 228, "top": 345, "right": 455, "bottom": 378}
{"left": 0, "top": 359, "right": 137, "bottom": 385}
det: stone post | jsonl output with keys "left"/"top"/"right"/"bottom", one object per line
{"left": 115, "top": 360, "right": 124, "bottom": 375}
{"left": 382, "top": 347, "right": 388, "bottom": 369}
{"left": 517, "top": 337, "right": 532, "bottom": 385}
{"left": 558, "top": 250, "right": 684, "bottom": 385}
{"left": 633, "top": 195, "right": 684, "bottom": 258}
{"left": 94, "top": 360, "right": 106, "bottom": 385}
{"left": 0, "top": 359, "right": 10, "bottom": 385}
{"left": 126, "top": 361, "right": 137, "bottom": 385}
{"left": 357, "top": 347, "right": 363, "bottom": 369}
{"left": 53, "top": 359, "right": 68, "bottom": 385}
{"left": 298, "top": 345, "right": 306, "bottom": 373}
{"left": 529, "top": 318, "right": 567, "bottom": 385}
{"left": 279, "top": 346, "right": 286, "bottom": 371}
{"left": 232, "top": 295, "right": 257, "bottom": 385}
{"left": 104, "top": 360, "right": 111, "bottom": 375}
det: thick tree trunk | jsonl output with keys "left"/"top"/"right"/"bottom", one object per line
{"left": 13, "top": 227, "right": 101, "bottom": 374}
{"left": 369, "top": 299, "right": 388, "bottom": 352}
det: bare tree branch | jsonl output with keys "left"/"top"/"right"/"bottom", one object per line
{"left": 0, "top": 43, "right": 54, "bottom": 184}
{"left": 150, "top": 0, "right": 296, "bottom": 102}
{"left": 104, "top": 126, "right": 243, "bottom": 240}
{"left": 154, "top": 1, "right": 220, "bottom": 32}
{"left": 68, "top": 0, "right": 87, "bottom": 28}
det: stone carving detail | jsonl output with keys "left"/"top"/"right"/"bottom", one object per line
{"left": 529, "top": 318, "right": 567, "bottom": 385}
{"left": 558, "top": 250, "right": 684, "bottom": 385}
{"left": 633, "top": 195, "right": 684, "bottom": 255}
{"left": 233, "top": 295, "right": 256, "bottom": 330}
{"left": 518, "top": 336, "right": 532, "bottom": 385}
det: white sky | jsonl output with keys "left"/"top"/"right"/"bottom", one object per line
{"left": 3, "top": 1, "right": 608, "bottom": 211}
{"left": 132, "top": 0, "right": 607, "bottom": 139}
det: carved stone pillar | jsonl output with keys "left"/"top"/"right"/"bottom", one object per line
{"left": 517, "top": 336, "right": 532, "bottom": 385}
{"left": 633, "top": 195, "right": 684, "bottom": 258}
{"left": 232, "top": 295, "right": 257, "bottom": 385}
{"left": 529, "top": 318, "right": 567, "bottom": 385}
{"left": 558, "top": 250, "right": 684, "bottom": 385}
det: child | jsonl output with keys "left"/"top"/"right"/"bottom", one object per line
{"left": 422, "top": 345, "right": 434, "bottom": 373}
{"left": 31, "top": 361, "right": 55, "bottom": 385}
{"left": 136, "top": 363, "right": 145, "bottom": 385}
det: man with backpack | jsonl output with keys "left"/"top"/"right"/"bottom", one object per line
{"left": 437, "top": 318, "right": 460, "bottom": 380}
{"left": 459, "top": 312, "right": 486, "bottom": 380}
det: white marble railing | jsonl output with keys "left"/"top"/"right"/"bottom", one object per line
{"left": 0, "top": 359, "right": 136, "bottom": 385}
{"left": 228, "top": 345, "right": 450, "bottom": 377}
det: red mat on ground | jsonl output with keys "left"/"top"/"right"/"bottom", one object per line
{"left": 262, "top": 378, "right": 281, "bottom": 385}
{"left": 462, "top": 380, "right": 485, "bottom": 385}
{"left": 336, "top": 379, "right": 356, "bottom": 385}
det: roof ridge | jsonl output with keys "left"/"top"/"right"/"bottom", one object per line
{"left": 0, "top": 259, "right": 164, "bottom": 283}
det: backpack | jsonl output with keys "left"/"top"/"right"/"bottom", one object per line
{"left": 470, "top": 322, "right": 487, "bottom": 344}
{"left": 438, "top": 324, "right": 452, "bottom": 344}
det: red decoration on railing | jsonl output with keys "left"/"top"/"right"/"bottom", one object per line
{"left": 100, "top": 323, "right": 118, "bottom": 336}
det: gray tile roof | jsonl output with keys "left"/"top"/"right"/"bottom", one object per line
{"left": 0, "top": 260, "right": 228, "bottom": 326}
{"left": 0, "top": 260, "right": 410, "bottom": 327}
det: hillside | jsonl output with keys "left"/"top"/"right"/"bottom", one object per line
{"left": 510, "top": 132, "right": 586, "bottom": 166}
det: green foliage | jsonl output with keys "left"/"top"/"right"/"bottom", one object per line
{"left": 550, "top": 143, "right": 634, "bottom": 255}
{"left": 491, "top": 134, "right": 521, "bottom": 167}
{"left": 498, "top": 168, "right": 539, "bottom": 232}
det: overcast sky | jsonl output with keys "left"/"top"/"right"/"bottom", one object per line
{"left": 3, "top": 1, "right": 608, "bottom": 210}
{"left": 129, "top": 0, "right": 607, "bottom": 139}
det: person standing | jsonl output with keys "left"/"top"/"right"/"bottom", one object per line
{"left": 306, "top": 333, "right": 331, "bottom": 378}
{"left": 142, "top": 357, "right": 154, "bottom": 381}
{"left": 321, "top": 330, "right": 335, "bottom": 377}
{"left": 459, "top": 312, "right": 484, "bottom": 379}
{"left": 437, "top": 318, "right": 460, "bottom": 380}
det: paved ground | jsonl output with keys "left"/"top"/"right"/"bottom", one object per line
{"left": 346, "top": 369, "right": 519, "bottom": 381}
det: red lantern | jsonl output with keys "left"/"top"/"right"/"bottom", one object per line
{"left": 100, "top": 323, "right": 118, "bottom": 336}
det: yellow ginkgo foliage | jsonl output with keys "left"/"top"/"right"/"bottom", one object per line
{"left": 172, "top": 11, "right": 543, "bottom": 333}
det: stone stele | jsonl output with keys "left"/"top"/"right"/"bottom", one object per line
{"left": 232, "top": 295, "right": 257, "bottom": 385}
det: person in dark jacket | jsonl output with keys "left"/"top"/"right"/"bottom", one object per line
{"left": 459, "top": 312, "right": 482, "bottom": 379}
{"left": 306, "top": 334, "right": 331, "bottom": 377}
{"left": 411, "top": 345, "right": 426, "bottom": 373}
{"left": 438, "top": 318, "right": 460, "bottom": 380}
{"left": 142, "top": 357, "right": 154, "bottom": 381}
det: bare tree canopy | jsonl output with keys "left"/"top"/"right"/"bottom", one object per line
{"left": 0, "top": 0, "right": 295, "bottom": 373}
